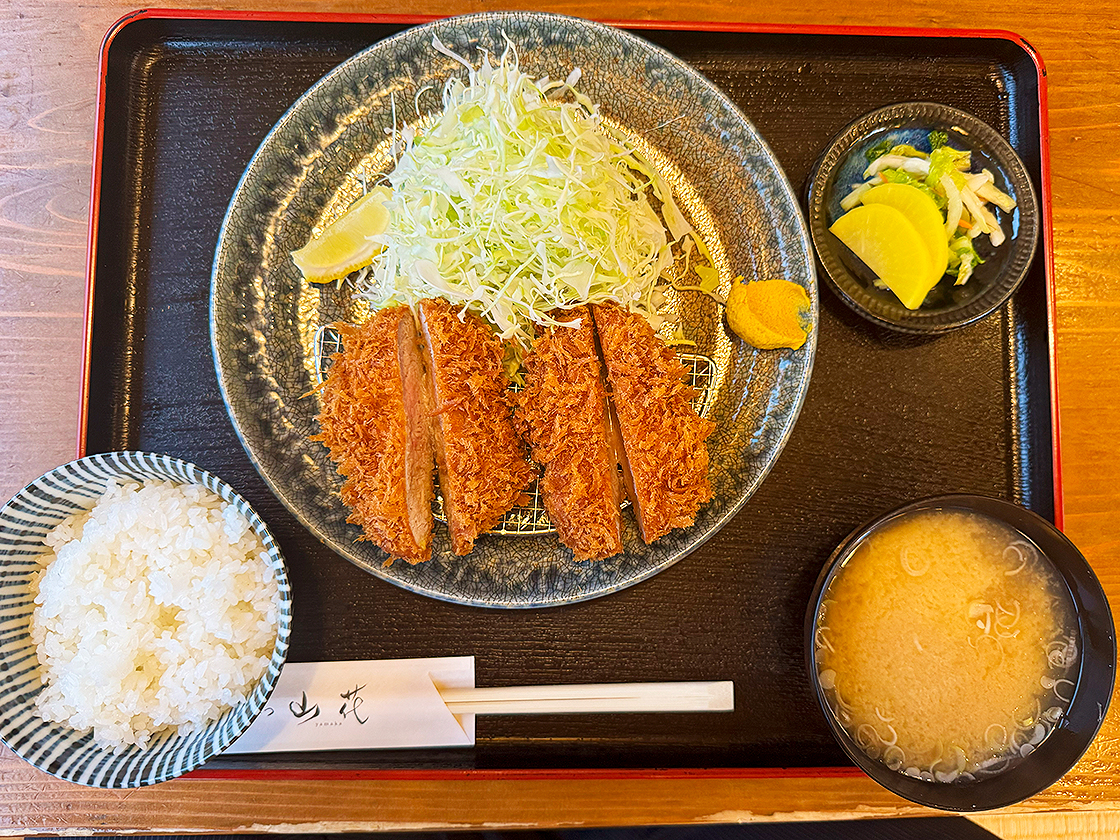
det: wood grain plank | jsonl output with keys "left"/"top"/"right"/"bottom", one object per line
{"left": 971, "top": 811, "right": 1120, "bottom": 839}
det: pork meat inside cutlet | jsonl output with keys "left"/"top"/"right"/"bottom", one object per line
{"left": 417, "top": 298, "right": 535, "bottom": 555}
{"left": 518, "top": 307, "right": 623, "bottom": 561}
{"left": 592, "top": 301, "right": 715, "bottom": 544}
{"left": 313, "top": 306, "right": 434, "bottom": 565}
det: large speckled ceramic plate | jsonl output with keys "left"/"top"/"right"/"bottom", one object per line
{"left": 211, "top": 12, "right": 817, "bottom": 608}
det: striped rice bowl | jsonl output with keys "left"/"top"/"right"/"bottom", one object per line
{"left": 0, "top": 452, "right": 291, "bottom": 787}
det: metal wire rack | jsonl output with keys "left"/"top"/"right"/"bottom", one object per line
{"left": 314, "top": 324, "right": 714, "bottom": 535}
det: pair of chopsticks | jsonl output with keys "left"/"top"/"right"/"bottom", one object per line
{"left": 438, "top": 681, "right": 734, "bottom": 715}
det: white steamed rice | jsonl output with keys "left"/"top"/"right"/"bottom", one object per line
{"left": 30, "top": 479, "right": 280, "bottom": 752}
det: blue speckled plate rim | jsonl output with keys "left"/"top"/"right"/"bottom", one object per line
{"left": 210, "top": 11, "right": 817, "bottom": 609}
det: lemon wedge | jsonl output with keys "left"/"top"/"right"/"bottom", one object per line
{"left": 829, "top": 203, "right": 935, "bottom": 310}
{"left": 726, "top": 278, "right": 811, "bottom": 350}
{"left": 291, "top": 186, "right": 392, "bottom": 284}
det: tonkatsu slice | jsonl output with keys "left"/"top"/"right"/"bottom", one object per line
{"left": 416, "top": 298, "right": 535, "bottom": 555}
{"left": 519, "top": 307, "right": 623, "bottom": 561}
{"left": 592, "top": 301, "right": 715, "bottom": 544}
{"left": 314, "top": 306, "right": 435, "bottom": 565}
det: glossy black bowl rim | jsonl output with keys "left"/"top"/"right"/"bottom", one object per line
{"left": 804, "top": 494, "right": 1116, "bottom": 811}
{"left": 806, "top": 102, "right": 1040, "bottom": 334}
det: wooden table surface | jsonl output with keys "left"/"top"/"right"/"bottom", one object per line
{"left": 1, "top": 0, "right": 1118, "bottom": 834}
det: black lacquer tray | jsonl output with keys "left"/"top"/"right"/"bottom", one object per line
{"left": 84, "top": 11, "right": 1055, "bottom": 776}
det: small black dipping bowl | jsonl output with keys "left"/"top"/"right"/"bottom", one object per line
{"left": 806, "top": 102, "right": 1040, "bottom": 333}
{"left": 805, "top": 494, "right": 1115, "bottom": 811}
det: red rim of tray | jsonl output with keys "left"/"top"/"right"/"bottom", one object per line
{"left": 80, "top": 9, "right": 1058, "bottom": 783}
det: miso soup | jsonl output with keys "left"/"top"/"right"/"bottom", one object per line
{"left": 814, "top": 508, "right": 1079, "bottom": 782}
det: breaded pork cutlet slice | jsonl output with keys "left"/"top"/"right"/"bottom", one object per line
{"left": 518, "top": 307, "right": 623, "bottom": 561}
{"left": 416, "top": 298, "right": 535, "bottom": 555}
{"left": 313, "top": 306, "right": 435, "bottom": 565}
{"left": 592, "top": 301, "right": 716, "bottom": 544}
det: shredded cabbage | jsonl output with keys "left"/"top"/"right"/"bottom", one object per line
{"left": 357, "top": 38, "right": 693, "bottom": 348}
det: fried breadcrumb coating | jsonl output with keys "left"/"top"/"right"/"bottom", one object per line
{"left": 593, "top": 301, "right": 715, "bottom": 543}
{"left": 518, "top": 307, "right": 623, "bottom": 560}
{"left": 313, "top": 307, "right": 434, "bottom": 565}
{"left": 418, "top": 298, "right": 535, "bottom": 555}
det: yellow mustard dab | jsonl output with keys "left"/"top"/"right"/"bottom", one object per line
{"left": 725, "top": 278, "right": 811, "bottom": 350}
